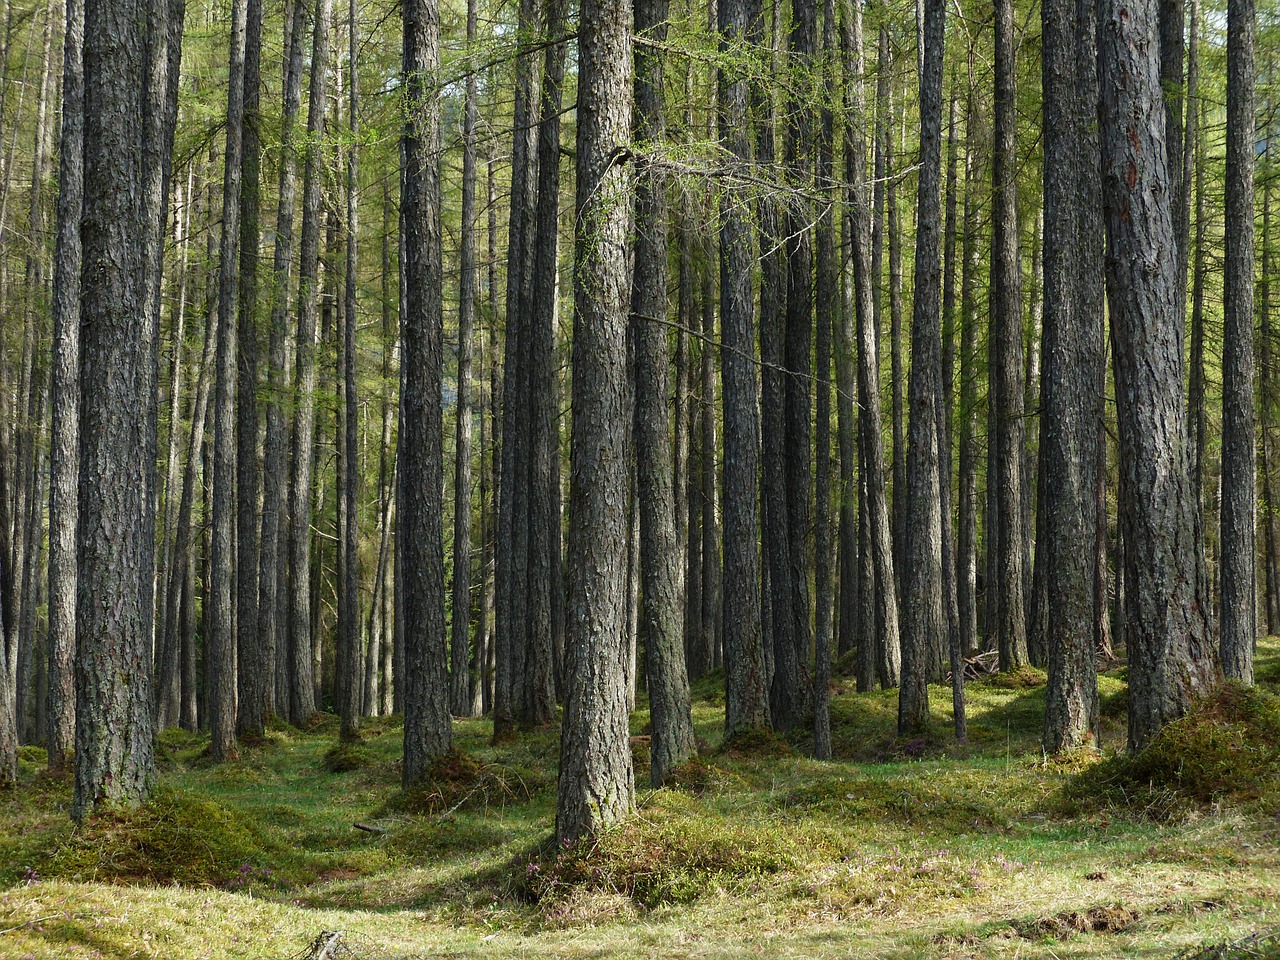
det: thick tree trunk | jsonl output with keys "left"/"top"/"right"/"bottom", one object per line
{"left": 555, "top": 0, "right": 636, "bottom": 841}
{"left": 401, "top": 0, "right": 451, "bottom": 783}
{"left": 1098, "top": 0, "right": 1217, "bottom": 750}
{"left": 75, "top": 0, "right": 160, "bottom": 818}
{"left": 1041, "top": 0, "right": 1104, "bottom": 754}
{"left": 1220, "top": 0, "right": 1256, "bottom": 683}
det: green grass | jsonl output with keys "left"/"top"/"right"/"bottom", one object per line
{"left": 2, "top": 641, "right": 1280, "bottom": 958}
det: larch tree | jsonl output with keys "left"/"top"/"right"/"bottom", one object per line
{"left": 1098, "top": 0, "right": 1217, "bottom": 752}
{"left": 718, "top": 0, "right": 769, "bottom": 738}
{"left": 401, "top": 0, "right": 452, "bottom": 784}
{"left": 899, "top": 0, "right": 945, "bottom": 736}
{"left": 633, "top": 0, "right": 697, "bottom": 784}
{"left": 1041, "top": 0, "right": 1103, "bottom": 754}
{"left": 74, "top": 0, "right": 162, "bottom": 820}
{"left": 1220, "top": 0, "right": 1256, "bottom": 684}
{"left": 555, "top": 0, "right": 636, "bottom": 842}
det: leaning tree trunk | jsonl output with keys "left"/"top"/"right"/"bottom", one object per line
{"left": 401, "top": 0, "right": 451, "bottom": 784}
{"left": 1220, "top": 0, "right": 1256, "bottom": 683}
{"left": 75, "top": 0, "right": 160, "bottom": 818}
{"left": 899, "top": 0, "right": 946, "bottom": 735}
{"left": 555, "top": 0, "right": 636, "bottom": 842}
{"left": 633, "top": 0, "right": 696, "bottom": 784}
{"left": 1098, "top": 0, "right": 1217, "bottom": 751}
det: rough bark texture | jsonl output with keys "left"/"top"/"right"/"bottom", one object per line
{"left": 523, "top": 1, "right": 566, "bottom": 728}
{"left": 1098, "top": 0, "right": 1217, "bottom": 751}
{"left": 209, "top": 0, "right": 249, "bottom": 762}
{"left": 899, "top": 0, "right": 945, "bottom": 735}
{"left": 555, "top": 0, "right": 636, "bottom": 842}
{"left": 75, "top": 0, "right": 158, "bottom": 817}
{"left": 991, "top": 0, "right": 1027, "bottom": 673}
{"left": 401, "top": 0, "right": 452, "bottom": 783}
{"left": 718, "top": 0, "right": 769, "bottom": 737}
{"left": 1220, "top": 0, "right": 1256, "bottom": 683}
{"left": 337, "top": 0, "right": 362, "bottom": 740}
{"left": 258, "top": 0, "right": 307, "bottom": 722}
{"left": 633, "top": 0, "right": 696, "bottom": 785}
{"left": 288, "top": 0, "right": 331, "bottom": 724}
{"left": 1041, "top": 0, "right": 1103, "bottom": 753}
{"left": 47, "top": 0, "right": 83, "bottom": 771}
{"left": 449, "top": 0, "right": 479, "bottom": 719}
{"left": 843, "top": 0, "right": 899, "bottom": 696}
{"left": 236, "top": 0, "right": 265, "bottom": 740}
{"left": 957, "top": 50, "right": 980, "bottom": 666}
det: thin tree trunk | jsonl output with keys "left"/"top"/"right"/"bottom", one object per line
{"left": 236, "top": 0, "right": 266, "bottom": 739}
{"left": 47, "top": 0, "right": 83, "bottom": 770}
{"left": 259, "top": 0, "right": 306, "bottom": 722}
{"left": 899, "top": 0, "right": 946, "bottom": 735}
{"left": 1221, "top": 0, "right": 1256, "bottom": 682}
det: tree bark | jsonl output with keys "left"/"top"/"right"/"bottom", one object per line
{"left": 1220, "top": 0, "right": 1256, "bottom": 683}
{"left": 288, "top": 0, "right": 332, "bottom": 724}
{"left": 47, "top": 0, "right": 83, "bottom": 771}
{"left": 899, "top": 0, "right": 946, "bottom": 735}
{"left": 992, "top": 0, "right": 1027, "bottom": 673}
{"left": 75, "top": 0, "right": 160, "bottom": 817}
{"left": 1098, "top": 0, "right": 1217, "bottom": 750}
{"left": 401, "top": 0, "right": 451, "bottom": 783}
{"left": 555, "top": 0, "right": 636, "bottom": 841}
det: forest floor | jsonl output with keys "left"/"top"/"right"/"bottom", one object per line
{"left": 3, "top": 642, "right": 1280, "bottom": 960}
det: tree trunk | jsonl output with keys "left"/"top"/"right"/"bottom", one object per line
{"left": 1099, "top": 0, "right": 1217, "bottom": 750}
{"left": 75, "top": 0, "right": 160, "bottom": 818}
{"left": 555, "top": 0, "right": 636, "bottom": 842}
{"left": 449, "top": 0, "right": 479, "bottom": 719}
{"left": 1041, "top": 0, "right": 1104, "bottom": 754}
{"left": 899, "top": 0, "right": 946, "bottom": 735}
{"left": 632, "top": 0, "right": 696, "bottom": 785}
{"left": 259, "top": 0, "right": 306, "bottom": 722}
{"left": 992, "top": 0, "right": 1027, "bottom": 673}
{"left": 1220, "top": 0, "right": 1256, "bottom": 683}
{"left": 957, "top": 44, "right": 980, "bottom": 664}
{"left": 236, "top": 0, "right": 265, "bottom": 740}
{"left": 47, "top": 0, "right": 83, "bottom": 771}
{"left": 401, "top": 0, "right": 451, "bottom": 783}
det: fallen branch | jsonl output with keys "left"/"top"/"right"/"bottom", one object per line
{"left": 353, "top": 822, "right": 388, "bottom": 835}
{"left": 0, "top": 915, "right": 60, "bottom": 936}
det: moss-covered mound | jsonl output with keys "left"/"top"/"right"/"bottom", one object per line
{"left": 390, "top": 748, "right": 548, "bottom": 815}
{"left": 524, "top": 794, "right": 836, "bottom": 909}
{"left": 1064, "top": 683, "right": 1280, "bottom": 817}
{"left": 44, "top": 787, "right": 285, "bottom": 888}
